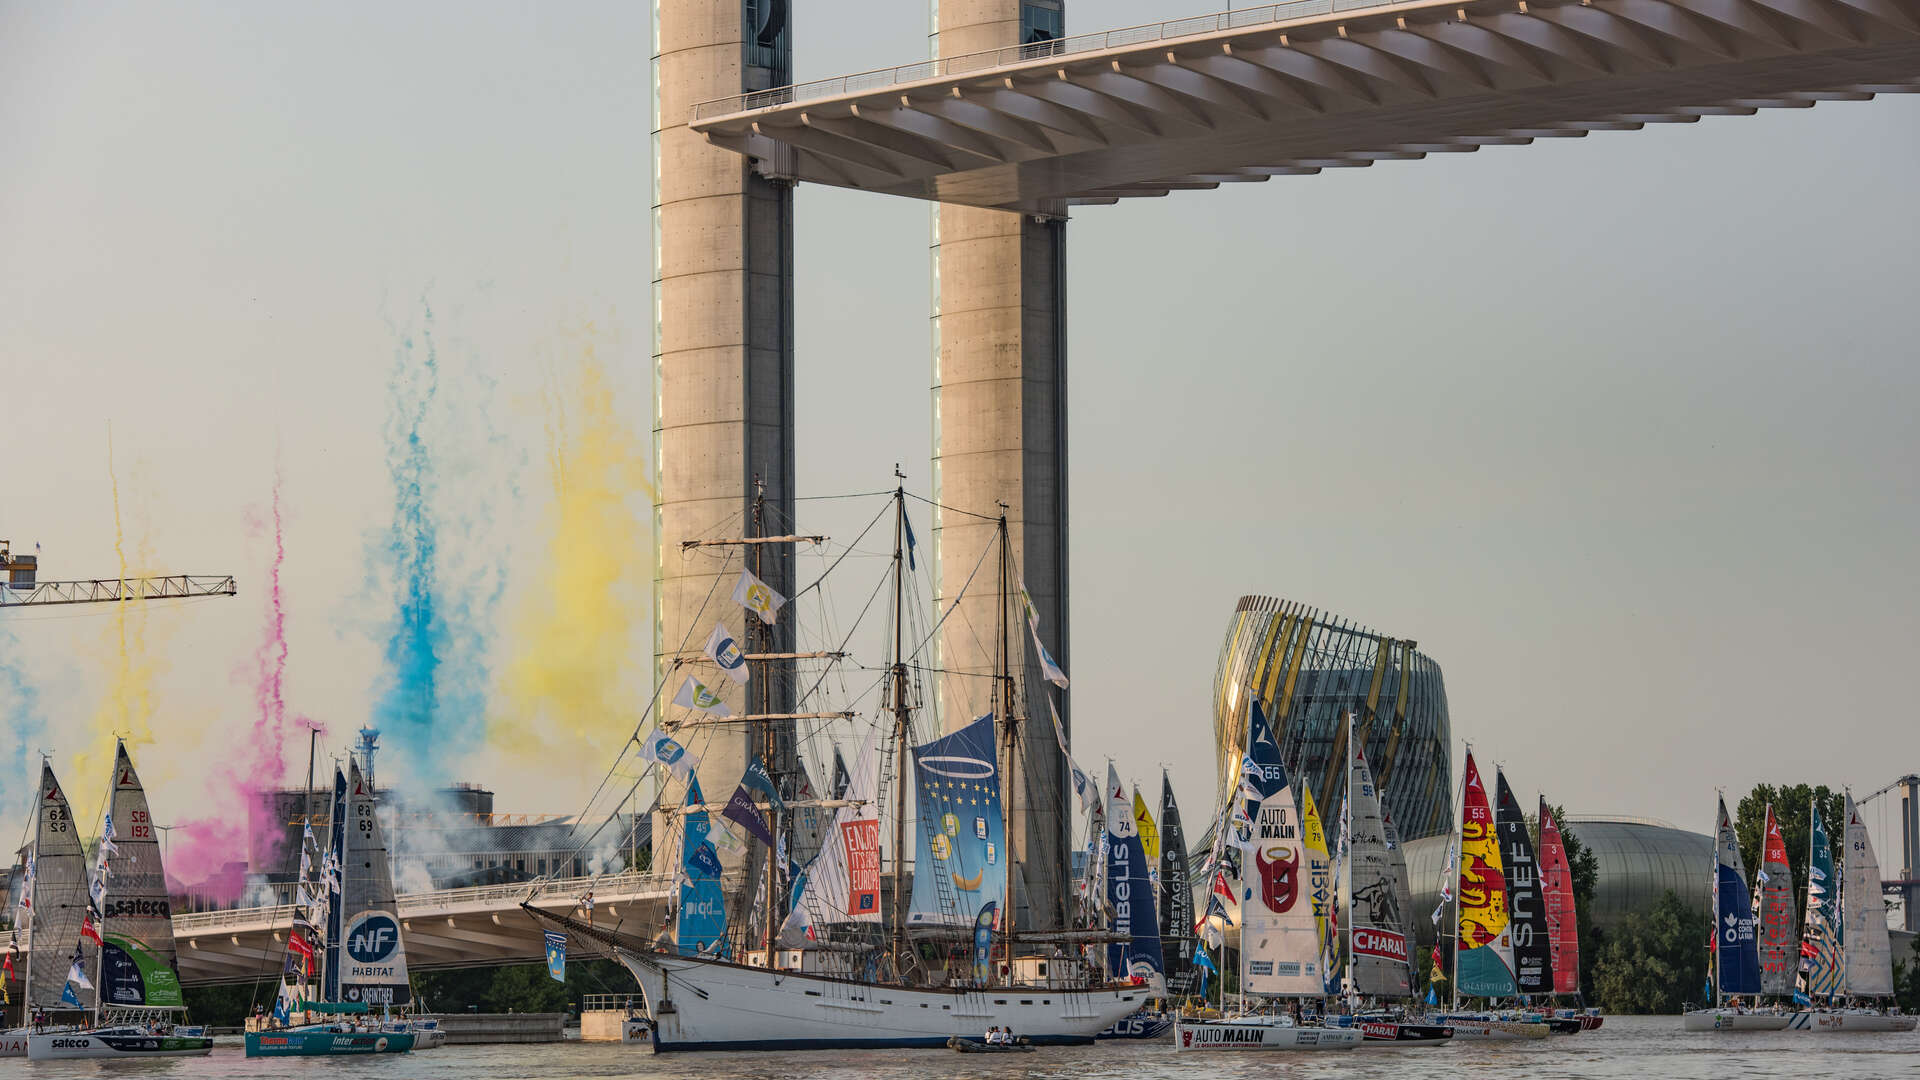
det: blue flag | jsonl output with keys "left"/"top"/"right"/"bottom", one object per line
{"left": 903, "top": 509, "right": 917, "bottom": 571}
{"left": 723, "top": 785, "right": 776, "bottom": 849}
{"left": 677, "top": 777, "right": 728, "bottom": 957}
{"left": 972, "top": 902, "right": 997, "bottom": 984}
{"left": 60, "top": 980, "right": 80, "bottom": 1009}
{"left": 741, "top": 757, "right": 785, "bottom": 812}
{"left": 1194, "top": 945, "right": 1215, "bottom": 998}
{"left": 1426, "top": 983, "right": 1438, "bottom": 1006}
{"left": 545, "top": 931, "right": 567, "bottom": 983}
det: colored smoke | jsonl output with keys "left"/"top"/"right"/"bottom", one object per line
{"left": 501, "top": 332, "right": 653, "bottom": 765}
{"left": 77, "top": 432, "right": 160, "bottom": 786}
{"left": 0, "top": 620, "right": 45, "bottom": 816}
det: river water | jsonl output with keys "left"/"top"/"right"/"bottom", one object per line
{"left": 2, "top": 1016, "right": 1913, "bottom": 1078}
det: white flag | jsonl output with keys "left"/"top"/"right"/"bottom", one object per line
{"left": 704, "top": 623, "right": 750, "bottom": 686}
{"left": 732, "top": 569, "right": 786, "bottom": 625}
{"left": 672, "top": 675, "right": 732, "bottom": 717}
{"left": 1019, "top": 578, "right": 1069, "bottom": 688}
{"left": 639, "top": 728, "right": 702, "bottom": 781}
{"left": 1047, "top": 696, "right": 1095, "bottom": 811}
{"left": 68, "top": 959, "right": 93, "bottom": 991}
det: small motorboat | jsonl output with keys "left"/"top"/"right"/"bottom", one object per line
{"left": 949, "top": 1036, "right": 1033, "bottom": 1053}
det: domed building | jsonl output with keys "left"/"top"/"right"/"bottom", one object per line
{"left": 1211, "top": 596, "right": 1454, "bottom": 841}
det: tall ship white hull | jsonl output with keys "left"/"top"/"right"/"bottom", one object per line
{"left": 1786, "top": 1010, "right": 1919, "bottom": 1032}
{"left": 1172, "top": 1017, "right": 1361, "bottom": 1051}
{"left": 616, "top": 950, "right": 1149, "bottom": 1051}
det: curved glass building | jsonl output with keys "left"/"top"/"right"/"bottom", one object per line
{"left": 1212, "top": 596, "right": 1454, "bottom": 842}
{"left": 1405, "top": 816, "right": 1712, "bottom": 945}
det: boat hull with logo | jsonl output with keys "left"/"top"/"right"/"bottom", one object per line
{"left": 1355, "top": 1020, "right": 1453, "bottom": 1042}
{"left": 617, "top": 949, "right": 1148, "bottom": 1051}
{"left": 1436, "top": 1015, "right": 1551, "bottom": 1040}
{"left": 1174, "top": 1018, "right": 1361, "bottom": 1051}
{"left": 1785, "top": 1010, "right": 1919, "bottom": 1032}
{"left": 26, "top": 1029, "right": 214, "bottom": 1060}
{"left": 1681, "top": 1009, "right": 1791, "bottom": 1032}
{"left": 1096, "top": 1009, "right": 1174, "bottom": 1040}
{"left": 245, "top": 1026, "right": 416, "bottom": 1056}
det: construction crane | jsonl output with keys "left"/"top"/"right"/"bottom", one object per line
{"left": 0, "top": 539, "right": 236, "bottom": 608}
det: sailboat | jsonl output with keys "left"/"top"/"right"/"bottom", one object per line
{"left": 1755, "top": 804, "right": 1799, "bottom": 1002}
{"left": 1171, "top": 701, "right": 1360, "bottom": 1052}
{"left": 26, "top": 743, "right": 213, "bottom": 1059}
{"left": 3, "top": 763, "right": 93, "bottom": 1056}
{"left": 525, "top": 485, "right": 1147, "bottom": 1050}
{"left": 1437, "top": 752, "right": 1547, "bottom": 1040}
{"left": 1157, "top": 772, "right": 1195, "bottom": 998}
{"left": 1682, "top": 794, "right": 1786, "bottom": 1031}
{"left": 246, "top": 758, "right": 416, "bottom": 1056}
{"left": 1095, "top": 770, "right": 1171, "bottom": 1041}
{"left": 1785, "top": 793, "right": 1917, "bottom": 1032}
{"left": 1538, "top": 800, "right": 1601, "bottom": 1030}
{"left": 1336, "top": 715, "right": 1448, "bottom": 1042}
{"left": 1493, "top": 769, "right": 1579, "bottom": 1035}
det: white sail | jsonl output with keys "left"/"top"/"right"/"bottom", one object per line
{"left": 97, "top": 744, "right": 185, "bottom": 1009}
{"left": 1345, "top": 739, "right": 1411, "bottom": 998}
{"left": 338, "top": 758, "right": 411, "bottom": 1006}
{"left": 27, "top": 763, "right": 94, "bottom": 1013}
{"left": 1236, "top": 742, "right": 1321, "bottom": 995}
{"left": 782, "top": 725, "right": 882, "bottom": 939}
{"left": 1841, "top": 794, "right": 1894, "bottom": 997}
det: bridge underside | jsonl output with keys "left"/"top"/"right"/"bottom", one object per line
{"left": 690, "top": 0, "right": 1920, "bottom": 214}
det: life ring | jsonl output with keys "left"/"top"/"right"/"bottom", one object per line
{"left": 374, "top": 1037, "right": 390, "bottom": 1051}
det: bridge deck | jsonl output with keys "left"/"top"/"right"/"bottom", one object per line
{"left": 688, "top": 0, "right": 1920, "bottom": 214}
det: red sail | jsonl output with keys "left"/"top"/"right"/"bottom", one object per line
{"left": 1537, "top": 800, "right": 1580, "bottom": 995}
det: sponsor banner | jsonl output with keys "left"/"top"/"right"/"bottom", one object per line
{"left": 1351, "top": 927, "right": 1408, "bottom": 963}
{"left": 842, "top": 819, "right": 881, "bottom": 916}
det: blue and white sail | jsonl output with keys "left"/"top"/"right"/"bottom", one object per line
{"left": 1103, "top": 763, "right": 1162, "bottom": 980}
{"left": 1713, "top": 796, "right": 1762, "bottom": 996}
{"left": 907, "top": 715, "right": 1006, "bottom": 927}
{"left": 677, "top": 776, "right": 728, "bottom": 956}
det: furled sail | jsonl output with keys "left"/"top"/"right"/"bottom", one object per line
{"left": 782, "top": 725, "right": 881, "bottom": 940}
{"left": 1235, "top": 701, "right": 1321, "bottom": 996}
{"left": 1455, "top": 752, "right": 1515, "bottom": 998}
{"left": 1494, "top": 771, "right": 1552, "bottom": 995}
{"left": 338, "top": 758, "right": 411, "bottom": 1005}
{"left": 27, "top": 762, "right": 94, "bottom": 1012}
{"left": 1713, "top": 796, "right": 1762, "bottom": 996}
{"left": 1345, "top": 736, "right": 1411, "bottom": 998}
{"left": 98, "top": 743, "right": 185, "bottom": 1009}
{"left": 1841, "top": 794, "right": 1894, "bottom": 997}
{"left": 907, "top": 715, "right": 1006, "bottom": 927}
{"left": 1798, "top": 803, "right": 1843, "bottom": 1000}
{"left": 1537, "top": 800, "right": 1581, "bottom": 996}
{"left": 1157, "top": 772, "right": 1196, "bottom": 995}
{"left": 1104, "top": 764, "right": 1162, "bottom": 979}
{"left": 1756, "top": 804, "right": 1799, "bottom": 997}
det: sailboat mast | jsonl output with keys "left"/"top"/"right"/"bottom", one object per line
{"left": 996, "top": 511, "right": 1017, "bottom": 980}
{"left": 1450, "top": 744, "right": 1469, "bottom": 1014}
{"left": 753, "top": 483, "right": 779, "bottom": 966}
{"left": 1344, "top": 711, "right": 1355, "bottom": 1006}
{"left": 1713, "top": 790, "right": 1723, "bottom": 1010}
{"left": 889, "top": 475, "right": 909, "bottom": 970}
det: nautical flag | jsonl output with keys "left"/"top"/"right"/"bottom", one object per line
{"left": 639, "top": 728, "right": 702, "bottom": 780}
{"left": 60, "top": 980, "right": 80, "bottom": 1009}
{"left": 80, "top": 912, "right": 102, "bottom": 947}
{"left": 102, "top": 812, "right": 116, "bottom": 840}
{"left": 1426, "top": 983, "right": 1438, "bottom": 1006}
{"left": 672, "top": 675, "right": 732, "bottom": 717}
{"left": 89, "top": 872, "right": 106, "bottom": 908}
{"left": 903, "top": 509, "right": 918, "bottom": 571}
{"left": 272, "top": 980, "right": 295, "bottom": 1024}
{"left": 67, "top": 957, "right": 93, "bottom": 991}
{"left": 972, "top": 903, "right": 997, "bottom": 984}
{"left": 1017, "top": 578, "right": 1069, "bottom": 688}
{"left": 723, "top": 784, "right": 777, "bottom": 849}
{"left": 741, "top": 757, "right": 785, "bottom": 812}
{"left": 545, "top": 931, "right": 568, "bottom": 983}
{"left": 1045, "top": 696, "right": 1095, "bottom": 810}
{"left": 732, "top": 569, "right": 786, "bottom": 625}
{"left": 704, "top": 623, "right": 750, "bottom": 685}
{"left": 288, "top": 928, "right": 315, "bottom": 964}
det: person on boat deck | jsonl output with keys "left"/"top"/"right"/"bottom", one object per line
{"left": 985, "top": 1026, "right": 1002, "bottom": 1044}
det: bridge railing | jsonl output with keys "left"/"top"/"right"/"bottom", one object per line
{"left": 163, "top": 870, "right": 669, "bottom": 935}
{"left": 691, "top": 0, "right": 1408, "bottom": 121}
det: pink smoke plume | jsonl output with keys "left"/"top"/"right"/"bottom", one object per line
{"left": 167, "top": 466, "right": 302, "bottom": 900}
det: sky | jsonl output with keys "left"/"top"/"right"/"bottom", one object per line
{"left": 2, "top": 2, "right": 1917, "bottom": 874}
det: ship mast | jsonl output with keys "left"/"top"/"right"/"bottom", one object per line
{"left": 995, "top": 509, "right": 1019, "bottom": 982}
{"left": 889, "top": 471, "right": 910, "bottom": 971}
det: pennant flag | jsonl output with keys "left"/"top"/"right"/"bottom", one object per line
{"left": 830, "top": 744, "right": 851, "bottom": 800}
{"left": 89, "top": 873, "right": 106, "bottom": 908}
{"left": 1017, "top": 578, "right": 1069, "bottom": 687}
{"left": 545, "top": 931, "right": 568, "bottom": 983}
{"left": 903, "top": 509, "right": 918, "bottom": 571}
{"left": 60, "top": 981, "right": 81, "bottom": 1009}
{"left": 68, "top": 957, "right": 93, "bottom": 991}
{"left": 1426, "top": 983, "right": 1438, "bottom": 1006}
{"left": 80, "top": 912, "right": 103, "bottom": 947}
{"left": 741, "top": 757, "right": 785, "bottom": 812}
{"left": 723, "top": 785, "right": 777, "bottom": 849}
{"left": 1045, "top": 696, "right": 1095, "bottom": 810}
{"left": 102, "top": 812, "right": 116, "bottom": 840}
{"left": 733, "top": 568, "right": 786, "bottom": 625}
{"left": 672, "top": 675, "right": 732, "bottom": 717}
{"left": 639, "top": 728, "right": 703, "bottom": 780}
{"left": 273, "top": 980, "right": 295, "bottom": 1023}
{"left": 704, "top": 623, "right": 751, "bottom": 685}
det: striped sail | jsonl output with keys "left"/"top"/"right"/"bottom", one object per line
{"left": 1798, "top": 804, "right": 1843, "bottom": 999}
{"left": 1841, "top": 794, "right": 1893, "bottom": 997}
{"left": 1455, "top": 752, "right": 1516, "bottom": 998}
{"left": 1345, "top": 737, "right": 1411, "bottom": 998}
{"left": 27, "top": 762, "right": 94, "bottom": 1012}
{"left": 98, "top": 743, "right": 185, "bottom": 1009}
{"left": 1755, "top": 805, "right": 1798, "bottom": 997}
{"left": 1537, "top": 801, "right": 1580, "bottom": 996}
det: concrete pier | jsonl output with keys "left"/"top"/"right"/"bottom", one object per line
{"left": 425, "top": 1013, "right": 567, "bottom": 1044}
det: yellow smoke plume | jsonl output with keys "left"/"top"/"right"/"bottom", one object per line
{"left": 500, "top": 329, "right": 654, "bottom": 765}
{"left": 75, "top": 433, "right": 162, "bottom": 789}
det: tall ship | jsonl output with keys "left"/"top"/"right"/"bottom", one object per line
{"left": 528, "top": 483, "right": 1148, "bottom": 1050}
{"left": 1170, "top": 700, "right": 1360, "bottom": 1052}
{"left": 26, "top": 743, "right": 213, "bottom": 1060}
{"left": 246, "top": 758, "right": 417, "bottom": 1056}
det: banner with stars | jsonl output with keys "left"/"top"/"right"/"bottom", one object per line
{"left": 906, "top": 714, "right": 1006, "bottom": 927}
